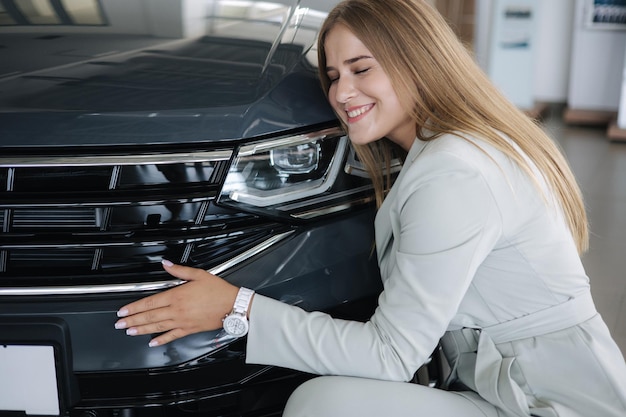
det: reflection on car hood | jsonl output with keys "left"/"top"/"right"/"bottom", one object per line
{"left": 0, "top": 0, "right": 336, "bottom": 147}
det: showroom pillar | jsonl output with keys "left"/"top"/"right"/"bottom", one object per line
{"left": 485, "top": 0, "right": 538, "bottom": 112}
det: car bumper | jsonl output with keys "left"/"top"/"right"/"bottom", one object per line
{"left": 0, "top": 209, "right": 382, "bottom": 416}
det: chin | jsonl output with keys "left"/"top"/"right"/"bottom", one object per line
{"left": 347, "top": 132, "right": 378, "bottom": 146}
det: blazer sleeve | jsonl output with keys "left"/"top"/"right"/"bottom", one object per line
{"left": 245, "top": 149, "right": 503, "bottom": 382}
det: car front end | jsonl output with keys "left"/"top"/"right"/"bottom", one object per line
{"left": 0, "top": 1, "right": 384, "bottom": 416}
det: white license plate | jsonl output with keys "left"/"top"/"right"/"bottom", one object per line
{"left": 0, "top": 345, "right": 60, "bottom": 415}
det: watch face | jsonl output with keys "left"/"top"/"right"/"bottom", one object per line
{"left": 223, "top": 314, "right": 248, "bottom": 337}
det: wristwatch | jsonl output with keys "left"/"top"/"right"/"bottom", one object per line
{"left": 222, "top": 287, "right": 255, "bottom": 337}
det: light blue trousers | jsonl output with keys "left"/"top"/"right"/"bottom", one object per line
{"left": 283, "top": 376, "right": 500, "bottom": 417}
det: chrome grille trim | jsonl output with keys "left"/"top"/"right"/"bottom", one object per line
{"left": 0, "top": 150, "right": 232, "bottom": 167}
{"left": 0, "top": 279, "right": 187, "bottom": 296}
{"left": 0, "top": 230, "right": 294, "bottom": 296}
{"left": 0, "top": 196, "right": 213, "bottom": 209}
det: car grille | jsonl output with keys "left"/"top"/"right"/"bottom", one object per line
{"left": 0, "top": 147, "right": 287, "bottom": 289}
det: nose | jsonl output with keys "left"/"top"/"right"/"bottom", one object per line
{"left": 333, "top": 76, "right": 355, "bottom": 104}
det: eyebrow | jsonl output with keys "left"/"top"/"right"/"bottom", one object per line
{"left": 325, "top": 55, "right": 374, "bottom": 72}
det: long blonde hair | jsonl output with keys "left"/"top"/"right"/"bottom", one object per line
{"left": 317, "top": 0, "right": 588, "bottom": 254}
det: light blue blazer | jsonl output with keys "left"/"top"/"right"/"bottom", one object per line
{"left": 247, "top": 132, "right": 626, "bottom": 416}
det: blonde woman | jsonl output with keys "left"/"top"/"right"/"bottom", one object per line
{"left": 115, "top": 0, "right": 626, "bottom": 415}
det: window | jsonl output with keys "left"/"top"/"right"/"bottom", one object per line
{"left": 0, "top": 0, "right": 106, "bottom": 26}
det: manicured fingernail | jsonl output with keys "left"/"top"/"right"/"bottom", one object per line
{"left": 117, "top": 308, "right": 129, "bottom": 318}
{"left": 162, "top": 259, "right": 174, "bottom": 267}
{"left": 126, "top": 328, "right": 137, "bottom": 336}
{"left": 149, "top": 340, "right": 159, "bottom": 347}
{"left": 115, "top": 321, "right": 127, "bottom": 330}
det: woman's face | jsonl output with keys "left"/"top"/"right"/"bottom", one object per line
{"left": 324, "top": 24, "right": 415, "bottom": 151}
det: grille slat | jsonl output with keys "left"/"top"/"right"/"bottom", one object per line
{"left": 13, "top": 208, "right": 98, "bottom": 229}
{"left": 0, "top": 209, "right": 6, "bottom": 232}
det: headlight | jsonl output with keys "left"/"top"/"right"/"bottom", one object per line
{"left": 218, "top": 127, "right": 375, "bottom": 220}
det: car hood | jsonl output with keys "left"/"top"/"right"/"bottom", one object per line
{"left": 0, "top": 0, "right": 336, "bottom": 148}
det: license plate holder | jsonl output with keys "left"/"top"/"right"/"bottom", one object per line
{"left": 0, "top": 317, "right": 79, "bottom": 416}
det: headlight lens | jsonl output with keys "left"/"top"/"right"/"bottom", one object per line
{"left": 270, "top": 142, "right": 320, "bottom": 174}
{"left": 218, "top": 127, "right": 375, "bottom": 219}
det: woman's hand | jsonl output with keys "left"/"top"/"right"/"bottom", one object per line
{"left": 114, "top": 260, "right": 240, "bottom": 347}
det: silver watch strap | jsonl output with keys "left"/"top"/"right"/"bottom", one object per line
{"left": 232, "top": 287, "right": 255, "bottom": 315}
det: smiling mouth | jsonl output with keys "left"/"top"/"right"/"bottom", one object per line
{"left": 346, "top": 104, "right": 374, "bottom": 121}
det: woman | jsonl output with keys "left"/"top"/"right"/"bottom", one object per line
{"left": 115, "top": 0, "right": 626, "bottom": 415}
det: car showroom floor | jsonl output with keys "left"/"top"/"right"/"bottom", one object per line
{"left": 540, "top": 105, "right": 626, "bottom": 357}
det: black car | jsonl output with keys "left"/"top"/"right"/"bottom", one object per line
{"left": 0, "top": 1, "right": 441, "bottom": 416}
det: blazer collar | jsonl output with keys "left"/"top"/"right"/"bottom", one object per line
{"left": 374, "top": 138, "right": 429, "bottom": 264}
{"left": 406, "top": 137, "right": 429, "bottom": 163}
